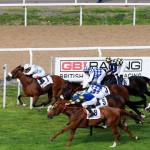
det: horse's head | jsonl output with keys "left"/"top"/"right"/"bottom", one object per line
{"left": 6, "top": 65, "right": 24, "bottom": 81}
{"left": 47, "top": 100, "right": 68, "bottom": 119}
{"left": 57, "top": 80, "right": 73, "bottom": 100}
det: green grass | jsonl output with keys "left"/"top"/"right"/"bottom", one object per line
{"left": 0, "top": 6, "right": 150, "bottom": 25}
{"left": 0, "top": 84, "right": 150, "bottom": 150}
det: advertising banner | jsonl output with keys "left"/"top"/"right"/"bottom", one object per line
{"left": 54, "top": 57, "right": 150, "bottom": 82}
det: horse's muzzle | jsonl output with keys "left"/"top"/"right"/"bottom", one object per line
{"left": 6, "top": 75, "right": 12, "bottom": 81}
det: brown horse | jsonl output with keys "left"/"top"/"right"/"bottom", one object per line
{"left": 6, "top": 65, "right": 66, "bottom": 107}
{"left": 59, "top": 81, "right": 144, "bottom": 117}
{"left": 47, "top": 100, "right": 142, "bottom": 147}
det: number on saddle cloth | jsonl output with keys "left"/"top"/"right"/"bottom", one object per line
{"left": 101, "top": 86, "right": 110, "bottom": 96}
{"left": 37, "top": 75, "right": 53, "bottom": 88}
{"left": 96, "top": 97, "right": 108, "bottom": 108}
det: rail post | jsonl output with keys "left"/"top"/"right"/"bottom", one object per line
{"left": 3, "top": 64, "right": 7, "bottom": 108}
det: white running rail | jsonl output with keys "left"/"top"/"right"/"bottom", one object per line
{"left": 0, "top": 2, "right": 150, "bottom": 26}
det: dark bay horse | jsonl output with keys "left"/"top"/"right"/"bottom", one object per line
{"left": 101, "top": 75, "right": 150, "bottom": 109}
{"left": 59, "top": 81, "right": 144, "bottom": 117}
{"left": 47, "top": 100, "right": 142, "bottom": 147}
{"left": 6, "top": 65, "right": 66, "bottom": 107}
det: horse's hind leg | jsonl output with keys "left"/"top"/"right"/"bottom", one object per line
{"left": 118, "top": 122, "right": 138, "bottom": 140}
{"left": 109, "top": 126, "right": 120, "bottom": 147}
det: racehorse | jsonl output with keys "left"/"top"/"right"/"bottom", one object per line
{"left": 47, "top": 100, "right": 142, "bottom": 147}
{"left": 6, "top": 65, "right": 66, "bottom": 107}
{"left": 101, "top": 75, "right": 150, "bottom": 109}
{"left": 59, "top": 81, "right": 144, "bottom": 117}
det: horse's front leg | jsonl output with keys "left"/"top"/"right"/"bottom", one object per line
{"left": 50, "top": 125, "right": 73, "bottom": 142}
{"left": 18, "top": 93, "right": 29, "bottom": 106}
{"left": 66, "top": 129, "right": 77, "bottom": 147}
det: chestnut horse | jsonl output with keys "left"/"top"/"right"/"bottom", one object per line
{"left": 59, "top": 81, "right": 144, "bottom": 117}
{"left": 6, "top": 65, "right": 66, "bottom": 107}
{"left": 47, "top": 100, "right": 142, "bottom": 147}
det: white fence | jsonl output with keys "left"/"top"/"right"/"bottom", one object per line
{"left": 0, "top": 2, "right": 150, "bottom": 26}
{"left": 1, "top": 45, "right": 150, "bottom": 109}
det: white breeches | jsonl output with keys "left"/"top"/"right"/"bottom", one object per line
{"left": 82, "top": 97, "right": 97, "bottom": 108}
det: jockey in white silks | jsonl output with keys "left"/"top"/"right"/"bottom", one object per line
{"left": 81, "top": 66, "right": 106, "bottom": 88}
{"left": 23, "top": 64, "right": 46, "bottom": 84}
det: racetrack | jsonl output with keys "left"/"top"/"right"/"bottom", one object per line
{"left": 0, "top": 25, "right": 150, "bottom": 78}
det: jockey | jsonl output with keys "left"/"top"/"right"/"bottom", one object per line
{"left": 87, "top": 84, "right": 106, "bottom": 99}
{"left": 113, "top": 58, "right": 127, "bottom": 85}
{"left": 82, "top": 66, "right": 106, "bottom": 88}
{"left": 69, "top": 91, "right": 97, "bottom": 117}
{"left": 105, "top": 57, "right": 127, "bottom": 85}
{"left": 105, "top": 56, "right": 115, "bottom": 75}
{"left": 23, "top": 64, "right": 46, "bottom": 84}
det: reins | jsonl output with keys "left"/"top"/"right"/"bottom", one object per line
{"left": 73, "top": 85, "right": 82, "bottom": 92}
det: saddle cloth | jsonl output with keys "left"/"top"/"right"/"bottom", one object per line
{"left": 86, "top": 107, "right": 101, "bottom": 119}
{"left": 37, "top": 75, "right": 53, "bottom": 88}
{"left": 96, "top": 97, "right": 108, "bottom": 108}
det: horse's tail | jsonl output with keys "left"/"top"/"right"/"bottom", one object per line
{"left": 142, "top": 76, "right": 150, "bottom": 86}
{"left": 120, "top": 109, "right": 143, "bottom": 124}
{"left": 124, "top": 85, "right": 143, "bottom": 96}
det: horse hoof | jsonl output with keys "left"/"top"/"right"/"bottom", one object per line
{"left": 135, "top": 136, "right": 138, "bottom": 140}
{"left": 140, "top": 114, "right": 145, "bottom": 118}
{"left": 22, "top": 103, "right": 27, "bottom": 107}
{"left": 109, "top": 142, "right": 117, "bottom": 147}
{"left": 49, "top": 138, "right": 53, "bottom": 142}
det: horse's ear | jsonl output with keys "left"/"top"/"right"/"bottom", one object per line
{"left": 20, "top": 65, "right": 24, "bottom": 71}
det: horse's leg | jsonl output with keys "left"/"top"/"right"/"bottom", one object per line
{"left": 118, "top": 123, "right": 138, "bottom": 140}
{"left": 39, "top": 93, "right": 52, "bottom": 107}
{"left": 109, "top": 126, "right": 120, "bottom": 147}
{"left": 50, "top": 125, "right": 74, "bottom": 142}
{"left": 32, "top": 95, "right": 42, "bottom": 107}
{"left": 89, "top": 127, "right": 93, "bottom": 136}
{"left": 66, "top": 129, "right": 77, "bottom": 147}
{"left": 18, "top": 93, "right": 28, "bottom": 106}
{"left": 50, "top": 118, "right": 83, "bottom": 144}
{"left": 126, "top": 101, "right": 143, "bottom": 116}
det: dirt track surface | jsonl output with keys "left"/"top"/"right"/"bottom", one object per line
{"left": 0, "top": 25, "right": 150, "bottom": 78}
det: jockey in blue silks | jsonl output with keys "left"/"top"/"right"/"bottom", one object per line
{"left": 82, "top": 66, "right": 106, "bottom": 88}
{"left": 69, "top": 91, "right": 97, "bottom": 117}
{"left": 23, "top": 64, "right": 46, "bottom": 84}
{"left": 106, "top": 57, "right": 127, "bottom": 85}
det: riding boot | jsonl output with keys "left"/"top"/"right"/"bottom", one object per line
{"left": 86, "top": 106, "right": 95, "bottom": 117}
{"left": 39, "top": 77, "right": 45, "bottom": 84}
{"left": 120, "top": 75, "right": 123, "bottom": 85}
{"left": 117, "top": 76, "right": 121, "bottom": 85}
